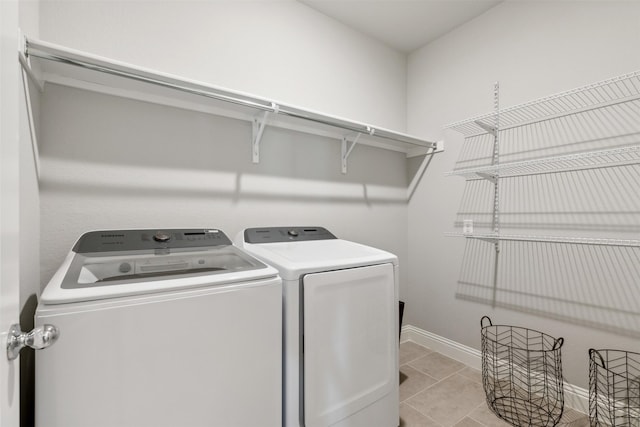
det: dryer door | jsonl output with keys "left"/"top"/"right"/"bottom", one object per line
{"left": 303, "top": 263, "right": 396, "bottom": 427}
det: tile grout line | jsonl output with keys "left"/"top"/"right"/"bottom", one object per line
{"left": 401, "top": 347, "right": 476, "bottom": 404}
{"left": 405, "top": 362, "right": 468, "bottom": 387}
{"left": 467, "top": 401, "right": 495, "bottom": 427}
{"left": 399, "top": 372, "right": 441, "bottom": 403}
{"left": 401, "top": 344, "right": 492, "bottom": 427}
{"left": 402, "top": 400, "right": 445, "bottom": 427}
{"left": 401, "top": 366, "right": 479, "bottom": 424}
{"left": 400, "top": 348, "right": 435, "bottom": 366}
{"left": 399, "top": 368, "right": 464, "bottom": 417}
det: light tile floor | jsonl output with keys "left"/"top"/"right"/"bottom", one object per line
{"left": 399, "top": 341, "right": 590, "bottom": 427}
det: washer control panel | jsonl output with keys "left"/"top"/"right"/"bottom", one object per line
{"left": 244, "top": 226, "right": 336, "bottom": 244}
{"left": 73, "top": 229, "right": 232, "bottom": 253}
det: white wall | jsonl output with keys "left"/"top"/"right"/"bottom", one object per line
{"left": 35, "top": 1, "right": 412, "bottom": 296}
{"left": 39, "top": 0, "right": 406, "bottom": 130}
{"left": 407, "top": 1, "right": 640, "bottom": 390}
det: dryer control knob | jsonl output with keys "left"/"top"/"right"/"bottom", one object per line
{"left": 287, "top": 230, "right": 299, "bottom": 237}
{"left": 153, "top": 231, "right": 171, "bottom": 242}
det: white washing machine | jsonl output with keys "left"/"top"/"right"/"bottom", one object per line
{"left": 35, "top": 228, "right": 282, "bottom": 427}
{"left": 236, "top": 226, "right": 399, "bottom": 427}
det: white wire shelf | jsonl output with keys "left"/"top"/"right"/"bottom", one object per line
{"left": 445, "top": 70, "right": 640, "bottom": 137}
{"left": 445, "top": 232, "right": 640, "bottom": 248}
{"left": 21, "top": 37, "right": 438, "bottom": 166}
{"left": 446, "top": 144, "right": 640, "bottom": 179}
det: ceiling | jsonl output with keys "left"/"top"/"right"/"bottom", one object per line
{"left": 298, "top": 0, "right": 502, "bottom": 53}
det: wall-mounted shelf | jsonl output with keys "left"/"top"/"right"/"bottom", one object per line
{"left": 445, "top": 70, "right": 640, "bottom": 138}
{"left": 445, "top": 70, "right": 640, "bottom": 322}
{"left": 445, "top": 232, "right": 640, "bottom": 248}
{"left": 447, "top": 144, "right": 640, "bottom": 180}
{"left": 20, "top": 37, "right": 441, "bottom": 174}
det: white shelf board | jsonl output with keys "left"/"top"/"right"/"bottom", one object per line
{"left": 445, "top": 232, "right": 640, "bottom": 248}
{"left": 24, "top": 37, "right": 436, "bottom": 155}
{"left": 445, "top": 70, "right": 640, "bottom": 138}
{"left": 446, "top": 144, "right": 640, "bottom": 179}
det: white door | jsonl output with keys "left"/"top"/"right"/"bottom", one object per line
{"left": 0, "top": 1, "right": 21, "bottom": 426}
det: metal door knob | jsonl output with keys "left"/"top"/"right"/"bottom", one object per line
{"left": 6, "top": 323, "right": 59, "bottom": 361}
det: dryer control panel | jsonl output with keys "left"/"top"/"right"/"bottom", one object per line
{"left": 244, "top": 227, "right": 336, "bottom": 243}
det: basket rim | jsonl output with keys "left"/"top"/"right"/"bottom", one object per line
{"left": 589, "top": 348, "right": 640, "bottom": 357}
{"left": 482, "top": 326, "right": 564, "bottom": 352}
{"left": 589, "top": 348, "right": 640, "bottom": 375}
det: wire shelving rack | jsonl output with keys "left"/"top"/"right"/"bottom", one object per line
{"left": 446, "top": 70, "right": 640, "bottom": 138}
{"left": 445, "top": 69, "right": 640, "bottom": 248}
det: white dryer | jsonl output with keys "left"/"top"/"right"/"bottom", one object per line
{"left": 236, "top": 226, "right": 399, "bottom": 427}
{"left": 35, "top": 228, "right": 282, "bottom": 427}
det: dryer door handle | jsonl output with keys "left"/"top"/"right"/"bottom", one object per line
{"left": 6, "top": 323, "right": 60, "bottom": 361}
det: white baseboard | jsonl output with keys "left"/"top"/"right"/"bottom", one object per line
{"left": 401, "top": 325, "right": 482, "bottom": 369}
{"left": 400, "top": 324, "right": 589, "bottom": 414}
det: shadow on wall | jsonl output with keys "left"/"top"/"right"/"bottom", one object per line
{"left": 456, "top": 238, "right": 640, "bottom": 339}
{"left": 38, "top": 83, "right": 422, "bottom": 204}
{"left": 450, "top": 93, "right": 640, "bottom": 339}
{"left": 39, "top": 161, "right": 410, "bottom": 205}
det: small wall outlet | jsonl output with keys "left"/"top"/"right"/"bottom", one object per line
{"left": 463, "top": 220, "right": 474, "bottom": 235}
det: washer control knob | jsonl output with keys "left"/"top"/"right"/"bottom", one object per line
{"left": 287, "top": 230, "right": 299, "bottom": 237}
{"left": 153, "top": 231, "right": 171, "bottom": 242}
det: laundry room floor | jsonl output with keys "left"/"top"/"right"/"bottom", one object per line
{"left": 399, "top": 341, "right": 590, "bottom": 427}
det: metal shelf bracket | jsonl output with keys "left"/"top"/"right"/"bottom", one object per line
{"left": 18, "top": 50, "right": 44, "bottom": 93}
{"left": 252, "top": 103, "right": 278, "bottom": 164}
{"left": 341, "top": 129, "right": 370, "bottom": 174}
{"left": 478, "top": 236, "right": 499, "bottom": 245}
{"left": 477, "top": 172, "right": 498, "bottom": 183}
{"left": 474, "top": 120, "right": 497, "bottom": 136}
{"left": 18, "top": 48, "right": 42, "bottom": 180}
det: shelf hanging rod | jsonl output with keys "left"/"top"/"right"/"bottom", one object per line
{"left": 25, "top": 49, "right": 277, "bottom": 113}
{"left": 25, "top": 40, "right": 435, "bottom": 149}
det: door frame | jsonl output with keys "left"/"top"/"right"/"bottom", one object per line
{"left": 1, "top": 0, "right": 22, "bottom": 425}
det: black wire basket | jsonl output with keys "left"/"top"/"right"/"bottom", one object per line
{"left": 481, "top": 316, "right": 565, "bottom": 427}
{"left": 589, "top": 349, "right": 640, "bottom": 427}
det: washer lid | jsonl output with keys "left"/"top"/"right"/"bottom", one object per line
{"left": 241, "top": 238, "right": 398, "bottom": 280}
{"left": 63, "top": 245, "right": 268, "bottom": 289}
{"left": 42, "top": 229, "right": 279, "bottom": 304}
